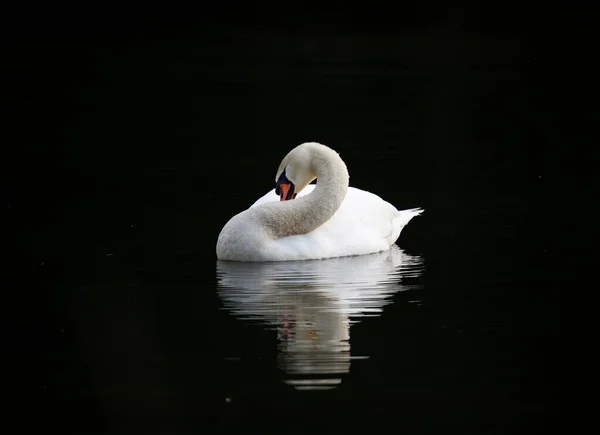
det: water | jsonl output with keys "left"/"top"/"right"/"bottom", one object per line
{"left": 7, "top": 16, "right": 557, "bottom": 435}
{"left": 217, "top": 247, "right": 424, "bottom": 390}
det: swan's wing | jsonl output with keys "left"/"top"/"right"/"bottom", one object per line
{"left": 327, "top": 187, "right": 400, "bottom": 248}
{"left": 337, "top": 190, "right": 423, "bottom": 246}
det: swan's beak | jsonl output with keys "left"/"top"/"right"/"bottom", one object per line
{"left": 275, "top": 170, "right": 297, "bottom": 201}
{"left": 276, "top": 183, "right": 296, "bottom": 201}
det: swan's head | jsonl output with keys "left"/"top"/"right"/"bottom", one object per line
{"left": 274, "top": 143, "right": 318, "bottom": 201}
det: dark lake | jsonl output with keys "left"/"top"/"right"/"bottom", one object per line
{"left": 6, "top": 8, "right": 558, "bottom": 435}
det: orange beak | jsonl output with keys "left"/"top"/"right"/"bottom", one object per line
{"left": 278, "top": 183, "right": 296, "bottom": 201}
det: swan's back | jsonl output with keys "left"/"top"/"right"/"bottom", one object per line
{"left": 251, "top": 185, "right": 422, "bottom": 261}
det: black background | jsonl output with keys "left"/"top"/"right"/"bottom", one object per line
{"left": 5, "top": 3, "right": 564, "bottom": 434}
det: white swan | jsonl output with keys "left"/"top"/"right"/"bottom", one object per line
{"left": 216, "top": 142, "right": 423, "bottom": 261}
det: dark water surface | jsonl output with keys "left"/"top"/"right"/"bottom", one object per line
{"left": 6, "top": 10, "right": 559, "bottom": 435}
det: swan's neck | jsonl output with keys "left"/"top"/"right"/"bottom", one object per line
{"left": 263, "top": 147, "right": 349, "bottom": 239}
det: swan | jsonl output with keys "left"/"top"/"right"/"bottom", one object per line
{"left": 216, "top": 142, "right": 423, "bottom": 262}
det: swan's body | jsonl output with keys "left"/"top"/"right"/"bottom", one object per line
{"left": 216, "top": 142, "right": 422, "bottom": 262}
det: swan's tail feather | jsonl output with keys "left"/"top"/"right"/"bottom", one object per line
{"left": 396, "top": 207, "right": 424, "bottom": 221}
{"left": 402, "top": 207, "right": 424, "bottom": 216}
{"left": 390, "top": 207, "right": 424, "bottom": 243}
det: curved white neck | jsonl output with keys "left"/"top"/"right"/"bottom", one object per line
{"left": 260, "top": 146, "right": 349, "bottom": 239}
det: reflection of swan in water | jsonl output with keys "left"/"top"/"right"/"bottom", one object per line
{"left": 217, "top": 245, "right": 424, "bottom": 390}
